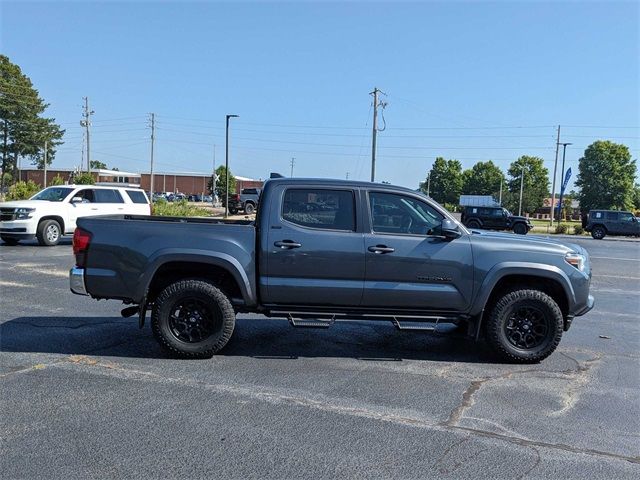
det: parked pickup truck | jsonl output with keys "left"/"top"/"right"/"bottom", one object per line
{"left": 70, "top": 178, "right": 594, "bottom": 363}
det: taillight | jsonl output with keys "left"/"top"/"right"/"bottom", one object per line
{"left": 73, "top": 228, "right": 92, "bottom": 267}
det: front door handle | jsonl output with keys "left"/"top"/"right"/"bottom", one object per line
{"left": 274, "top": 240, "right": 302, "bottom": 249}
{"left": 368, "top": 245, "right": 395, "bottom": 254}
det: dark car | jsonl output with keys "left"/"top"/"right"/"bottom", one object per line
{"left": 585, "top": 210, "right": 640, "bottom": 239}
{"left": 461, "top": 206, "right": 532, "bottom": 235}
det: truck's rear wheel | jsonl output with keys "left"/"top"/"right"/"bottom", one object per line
{"left": 485, "top": 289, "right": 563, "bottom": 363}
{"left": 591, "top": 225, "right": 606, "bottom": 240}
{"left": 467, "top": 220, "right": 481, "bottom": 229}
{"left": 151, "top": 280, "right": 235, "bottom": 358}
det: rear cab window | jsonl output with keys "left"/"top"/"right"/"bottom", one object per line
{"left": 281, "top": 188, "right": 355, "bottom": 231}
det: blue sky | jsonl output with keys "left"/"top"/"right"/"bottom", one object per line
{"left": 1, "top": 0, "right": 638, "bottom": 190}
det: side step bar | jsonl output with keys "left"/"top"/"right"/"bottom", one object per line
{"left": 269, "top": 310, "right": 460, "bottom": 331}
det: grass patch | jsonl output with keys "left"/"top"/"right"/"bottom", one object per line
{"left": 152, "top": 199, "right": 212, "bottom": 217}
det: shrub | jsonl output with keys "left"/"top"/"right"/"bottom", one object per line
{"left": 152, "top": 199, "right": 210, "bottom": 217}
{"left": 50, "top": 174, "right": 65, "bottom": 186}
{"left": 73, "top": 172, "right": 95, "bottom": 185}
{"left": 555, "top": 224, "right": 568, "bottom": 234}
{"left": 6, "top": 180, "right": 41, "bottom": 200}
{"left": 573, "top": 225, "right": 584, "bottom": 235}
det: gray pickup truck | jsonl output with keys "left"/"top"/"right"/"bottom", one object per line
{"left": 70, "top": 178, "right": 594, "bottom": 363}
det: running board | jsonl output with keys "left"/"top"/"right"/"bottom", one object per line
{"left": 287, "top": 314, "right": 335, "bottom": 329}
{"left": 392, "top": 317, "right": 441, "bottom": 332}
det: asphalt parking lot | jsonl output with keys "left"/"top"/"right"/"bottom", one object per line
{"left": 1, "top": 236, "right": 639, "bottom": 479}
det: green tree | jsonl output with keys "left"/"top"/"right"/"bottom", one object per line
{"left": 633, "top": 184, "right": 640, "bottom": 211}
{"left": 90, "top": 160, "right": 108, "bottom": 170}
{"left": 73, "top": 172, "right": 95, "bottom": 185}
{"left": 575, "top": 141, "right": 637, "bottom": 212}
{"left": 207, "top": 165, "right": 236, "bottom": 200}
{"left": 419, "top": 157, "right": 463, "bottom": 204}
{"left": 0, "top": 55, "right": 64, "bottom": 185}
{"left": 505, "top": 156, "right": 549, "bottom": 215}
{"left": 461, "top": 160, "right": 506, "bottom": 197}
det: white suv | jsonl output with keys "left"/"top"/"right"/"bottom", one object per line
{"left": 0, "top": 185, "right": 150, "bottom": 246}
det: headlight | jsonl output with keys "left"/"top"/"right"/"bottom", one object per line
{"left": 15, "top": 208, "right": 35, "bottom": 219}
{"left": 565, "top": 252, "right": 586, "bottom": 271}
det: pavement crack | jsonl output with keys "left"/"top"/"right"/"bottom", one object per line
{"left": 11, "top": 320, "right": 131, "bottom": 330}
{"left": 444, "top": 378, "right": 488, "bottom": 426}
{"left": 551, "top": 352, "right": 603, "bottom": 417}
{"left": 52, "top": 358, "right": 640, "bottom": 465}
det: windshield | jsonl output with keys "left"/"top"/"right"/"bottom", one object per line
{"left": 30, "top": 187, "right": 74, "bottom": 202}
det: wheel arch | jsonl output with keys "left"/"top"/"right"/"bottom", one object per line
{"left": 140, "top": 251, "right": 256, "bottom": 308}
{"left": 38, "top": 215, "right": 65, "bottom": 233}
{"left": 471, "top": 264, "right": 574, "bottom": 336}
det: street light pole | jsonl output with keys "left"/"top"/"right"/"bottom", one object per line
{"left": 518, "top": 166, "right": 525, "bottom": 216}
{"left": 225, "top": 114, "right": 239, "bottom": 217}
{"left": 557, "top": 142, "right": 572, "bottom": 222}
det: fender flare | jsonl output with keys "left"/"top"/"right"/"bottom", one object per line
{"left": 470, "top": 262, "right": 576, "bottom": 319}
{"left": 137, "top": 248, "right": 256, "bottom": 307}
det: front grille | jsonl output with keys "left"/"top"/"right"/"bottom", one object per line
{"left": 0, "top": 208, "right": 16, "bottom": 221}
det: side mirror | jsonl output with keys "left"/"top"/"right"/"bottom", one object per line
{"left": 71, "top": 196, "right": 82, "bottom": 203}
{"left": 441, "top": 218, "right": 462, "bottom": 240}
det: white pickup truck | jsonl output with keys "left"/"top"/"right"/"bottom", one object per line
{"left": 0, "top": 185, "right": 150, "bottom": 246}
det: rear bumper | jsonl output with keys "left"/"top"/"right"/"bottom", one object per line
{"left": 69, "top": 267, "right": 88, "bottom": 296}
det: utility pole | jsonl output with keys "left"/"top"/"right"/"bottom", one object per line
{"left": 427, "top": 173, "right": 431, "bottom": 197}
{"left": 212, "top": 144, "right": 218, "bottom": 206}
{"left": 225, "top": 114, "right": 239, "bottom": 217}
{"left": 43, "top": 140, "right": 48, "bottom": 188}
{"left": 498, "top": 179, "right": 503, "bottom": 206}
{"left": 81, "top": 97, "right": 94, "bottom": 173}
{"left": 557, "top": 142, "right": 572, "bottom": 222}
{"left": 518, "top": 166, "right": 525, "bottom": 217}
{"left": 346, "top": 172, "right": 350, "bottom": 180}
{"left": 290, "top": 157, "right": 295, "bottom": 177}
{"left": 370, "top": 88, "right": 379, "bottom": 182}
{"left": 149, "top": 113, "right": 155, "bottom": 198}
{"left": 549, "top": 125, "right": 561, "bottom": 226}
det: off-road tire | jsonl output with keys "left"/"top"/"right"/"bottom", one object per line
{"left": 244, "top": 202, "right": 256, "bottom": 215}
{"left": 1, "top": 236, "right": 19, "bottom": 246}
{"left": 151, "top": 280, "right": 236, "bottom": 358}
{"left": 513, "top": 223, "right": 528, "bottom": 235}
{"left": 486, "top": 289, "right": 563, "bottom": 363}
{"left": 467, "top": 220, "right": 481, "bottom": 229}
{"left": 229, "top": 207, "right": 238, "bottom": 215}
{"left": 36, "top": 219, "right": 61, "bottom": 246}
{"left": 591, "top": 225, "right": 606, "bottom": 240}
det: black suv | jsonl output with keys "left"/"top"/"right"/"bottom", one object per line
{"left": 461, "top": 206, "right": 532, "bottom": 235}
{"left": 585, "top": 210, "right": 640, "bottom": 239}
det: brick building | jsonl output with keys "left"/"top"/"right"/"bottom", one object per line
{"left": 18, "top": 167, "right": 263, "bottom": 195}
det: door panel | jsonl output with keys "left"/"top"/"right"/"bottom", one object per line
{"left": 264, "top": 187, "right": 365, "bottom": 306}
{"left": 363, "top": 191, "right": 473, "bottom": 311}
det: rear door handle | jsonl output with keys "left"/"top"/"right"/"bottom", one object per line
{"left": 368, "top": 245, "right": 395, "bottom": 254}
{"left": 274, "top": 240, "right": 302, "bottom": 249}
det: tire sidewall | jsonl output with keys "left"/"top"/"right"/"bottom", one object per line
{"left": 591, "top": 226, "right": 605, "bottom": 239}
{"left": 244, "top": 202, "right": 255, "bottom": 214}
{"left": 151, "top": 280, "right": 235, "bottom": 358}
{"left": 467, "top": 220, "right": 480, "bottom": 229}
{"left": 37, "top": 219, "right": 61, "bottom": 246}
{"left": 513, "top": 223, "right": 527, "bottom": 235}
{"left": 487, "top": 289, "right": 563, "bottom": 363}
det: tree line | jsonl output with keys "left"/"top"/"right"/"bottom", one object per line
{"left": 420, "top": 141, "right": 638, "bottom": 214}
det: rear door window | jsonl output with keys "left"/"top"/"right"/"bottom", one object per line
{"left": 94, "top": 189, "right": 124, "bottom": 203}
{"left": 125, "top": 190, "right": 149, "bottom": 204}
{"left": 282, "top": 189, "right": 355, "bottom": 231}
{"left": 605, "top": 212, "right": 618, "bottom": 221}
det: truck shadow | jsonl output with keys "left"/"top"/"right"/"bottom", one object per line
{"left": 0, "top": 316, "right": 495, "bottom": 364}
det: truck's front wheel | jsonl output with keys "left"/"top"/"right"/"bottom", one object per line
{"left": 151, "top": 280, "right": 236, "bottom": 358}
{"left": 485, "top": 289, "right": 563, "bottom": 363}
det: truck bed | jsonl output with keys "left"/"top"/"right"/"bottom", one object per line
{"left": 76, "top": 214, "right": 257, "bottom": 305}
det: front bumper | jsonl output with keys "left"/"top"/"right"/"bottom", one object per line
{"left": 70, "top": 267, "right": 88, "bottom": 296}
{"left": 0, "top": 219, "right": 37, "bottom": 235}
{"left": 575, "top": 294, "right": 595, "bottom": 316}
